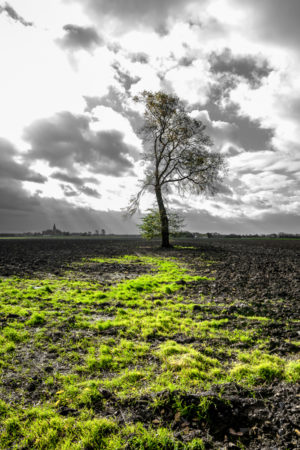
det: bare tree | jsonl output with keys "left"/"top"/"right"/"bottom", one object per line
{"left": 129, "top": 91, "right": 224, "bottom": 248}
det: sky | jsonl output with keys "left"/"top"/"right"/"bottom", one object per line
{"left": 0, "top": 0, "right": 299, "bottom": 234}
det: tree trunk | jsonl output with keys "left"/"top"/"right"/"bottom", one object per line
{"left": 155, "top": 186, "right": 170, "bottom": 248}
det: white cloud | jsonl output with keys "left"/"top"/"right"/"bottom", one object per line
{"left": 68, "top": 46, "right": 117, "bottom": 97}
{"left": 229, "top": 150, "right": 300, "bottom": 174}
{"left": 8, "top": 0, "right": 87, "bottom": 32}
{"left": 165, "top": 59, "right": 212, "bottom": 104}
{"left": 90, "top": 106, "right": 142, "bottom": 150}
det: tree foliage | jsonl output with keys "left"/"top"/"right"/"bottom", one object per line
{"left": 138, "top": 208, "right": 184, "bottom": 240}
{"left": 130, "top": 91, "right": 224, "bottom": 247}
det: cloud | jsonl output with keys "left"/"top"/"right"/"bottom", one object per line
{"left": 60, "top": 183, "right": 101, "bottom": 198}
{"left": 52, "top": 171, "right": 101, "bottom": 198}
{"left": 0, "top": 179, "right": 39, "bottom": 213}
{"left": 51, "top": 171, "right": 98, "bottom": 186}
{"left": 229, "top": 150, "right": 300, "bottom": 175}
{"left": 84, "top": 89, "right": 126, "bottom": 114}
{"left": 79, "top": 186, "right": 101, "bottom": 197}
{"left": 289, "top": 98, "right": 300, "bottom": 118}
{"left": 83, "top": 88, "right": 144, "bottom": 138}
{"left": 226, "top": 116, "right": 273, "bottom": 152}
{"left": 57, "top": 24, "right": 102, "bottom": 51}
{"left": 184, "top": 209, "right": 300, "bottom": 234}
{"left": 0, "top": 2, "right": 33, "bottom": 26}
{"left": 60, "top": 184, "right": 78, "bottom": 197}
{"left": 223, "top": 150, "right": 300, "bottom": 223}
{"left": 0, "top": 137, "right": 46, "bottom": 183}
{"left": 209, "top": 48, "right": 272, "bottom": 88}
{"left": 64, "top": 0, "right": 199, "bottom": 32}
{"left": 24, "top": 111, "right": 136, "bottom": 177}
{"left": 129, "top": 52, "right": 149, "bottom": 64}
{"left": 164, "top": 60, "right": 212, "bottom": 104}
{"left": 230, "top": 0, "right": 300, "bottom": 50}
{"left": 190, "top": 108, "right": 273, "bottom": 153}
{"left": 0, "top": 192, "right": 139, "bottom": 234}
{"left": 112, "top": 62, "right": 141, "bottom": 91}
{"left": 0, "top": 137, "right": 49, "bottom": 226}
{"left": 224, "top": 71, "right": 300, "bottom": 153}
{"left": 178, "top": 55, "right": 196, "bottom": 67}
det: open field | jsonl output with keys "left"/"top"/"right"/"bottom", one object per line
{"left": 0, "top": 237, "right": 299, "bottom": 449}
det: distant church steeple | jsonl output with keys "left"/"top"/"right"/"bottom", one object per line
{"left": 53, "top": 224, "right": 57, "bottom": 232}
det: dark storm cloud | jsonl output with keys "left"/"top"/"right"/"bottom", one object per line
{"left": 60, "top": 183, "right": 100, "bottom": 198}
{"left": 0, "top": 180, "right": 39, "bottom": 212}
{"left": 52, "top": 171, "right": 98, "bottom": 187}
{"left": 0, "top": 193, "right": 139, "bottom": 234}
{"left": 79, "top": 186, "right": 101, "bottom": 197}
{"left": 230, "top": 117, "right": 273, "bottom": 152}
{"left": 64, "top": 0, "right": 200, "bottom": 31}
{"left": 0, "top": 138, "right": 46, "bottom": 183}
{"left": 0, "top": 137, "right": 48, "bottom": 228}
{"left": 208, "top": 75, "right": 238, "bottom": 106}
{"left": 24, "top": 111, "right": 136, "bottom": 177}
{"left": 0, "top": 3, "right": 33, "bottom": 26}
{"left": 231, "top": 0, "right": 300, "bottom": 49}
{"left": 53, "top": 171, "right": 100, "bottom": 198}
{"left": 57, "top": 24, "right": 102, "bottom": 51}
{"left": 217, "top": 116, "right": 273, "bottom": 152}
{"left": 23, "top": 112, "right": 90, "bottom": 168}
{"left": 209, "top": 48, "right": 272, "bottom": 88}
{"left": 200, "top": 101, "right": 274, "bottom": 152}
{"left": 60, "top": 184, "right": 78, "bottom": 197}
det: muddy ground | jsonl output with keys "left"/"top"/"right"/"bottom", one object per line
{"left": 0, "top": 237, "right": 299, "bottom": 449}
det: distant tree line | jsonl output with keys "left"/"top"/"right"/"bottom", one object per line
{"left": 205, "top": 232, "right": 300, "bottom": 239}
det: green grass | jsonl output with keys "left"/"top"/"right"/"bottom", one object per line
{"left": 0, "top": 253, "right": 298, "bottom": 448}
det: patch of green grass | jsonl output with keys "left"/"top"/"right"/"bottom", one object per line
{"left": 2, "top": 326, "right": 29, "bottom": 343}
{"left": 0, "top": 399, "right": 10, "bottom": 417}
{"left": 0, "top": 408, "right": 118, "bottom": 450}
{"left": 174, "top": 245, "right": 197, "bottom": 250}
{"left": 82, "top": 339, "right": 150, "bottom": 373}
{"left": 229, "top": 350, "right": 289, "bottom": 384}
{"left": 236, "top": 315, "right": 270, "bottom": 322}
{"left": 26, "top": 312, "right": 47, "bottom": 326}
{"left": 109, "top": 422, "right": 204, "bottom": 449}
{"left": 100, "top": 368, "right": 153, "bottom": 396}
{"left": 0, "top": 337, "right": 16, "bottom": 355}
{"left": 285, "top": 360, "right": 300, "bottom": 382}
{"left": 54, "top": 378, "right": 104, "bottom": 410}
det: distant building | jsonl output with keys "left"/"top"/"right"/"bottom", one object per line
{"left": 42, "top": 224, "right": 63, "bottom": 236}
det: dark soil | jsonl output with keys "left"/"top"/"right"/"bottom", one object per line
{"left": 0, "top": 237, "right": 299, "bottom": 449}
{"left": 119, "top": 382, "right": 300, "bottom": 449}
